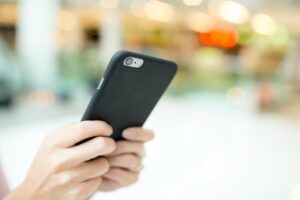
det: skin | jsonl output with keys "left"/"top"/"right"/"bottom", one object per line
{"left": 4, "top": 121, "right": 154, "bottom": 200}
{"left": 99, "top": 127, "right": 154, "bottom": 192}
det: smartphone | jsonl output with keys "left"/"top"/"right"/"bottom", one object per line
{"left": 81, "top": 50, "right": 177, "bottom": 140}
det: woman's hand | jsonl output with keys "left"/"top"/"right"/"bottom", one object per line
{"left": 98, "top": 128, "right": 155, "bottom": 192}
{"left": 5, "top": 121, "right": 116, "bottom": 200}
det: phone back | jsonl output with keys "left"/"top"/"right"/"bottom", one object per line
{"left": 82, "top": 51, "right": 177, "bottom": 140}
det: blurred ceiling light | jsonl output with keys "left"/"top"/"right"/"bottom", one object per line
{"left": 186, "top": 12, "right": 215, "bottom": 33}
{"left": 211, "top": 0, "right": 250, "bottom": 24}
{"left": 58, "top": 10, "right": 77, "bottom": 32}
{"left": 131, "top": 0, "right": 146, "bottom": 17}
{"left": 144, "top": 0, "right": 175, "bottom": 23}
{"left": 183, "top": 0, "right": 202, "bottom": 6}
{"left": 251, "top": 13, "right": 277, "bottom": 36}
{"left": 100, "top": 0, "right": 119, "bottom": 9}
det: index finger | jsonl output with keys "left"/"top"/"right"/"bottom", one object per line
{"left": 50, "top": 121, "right": 113, "bottom": 148}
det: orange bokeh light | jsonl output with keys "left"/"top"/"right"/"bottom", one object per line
{"left": 200, "top": 26, "right": 238, "bottom": 48}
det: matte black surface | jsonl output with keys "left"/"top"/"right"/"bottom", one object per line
{"left": 82, "top": 50, "right": 177, "bottom": 140}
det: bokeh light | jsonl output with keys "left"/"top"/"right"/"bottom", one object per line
{"left": 183, "top": 0, "right": 203, "bottom": 6}
{"left": 144, "top": 0, "right": 175, "bottom": 23}
{"left": 200, "top": 26, "right": 239, "bottom": 48}
{"left": 57, "top": 10, "right": 77, "bottom": 32}
{"left": 186, "top": 12, "right": 215, "bottom": 33}
{"left": 251, "top": 13, "right": 277, "bottom": 35}
{"left": 210, "top": 0, "right": 250, "bottom": 24}
{"left": 130, "top": 0, "right": 146, "bottom": 18}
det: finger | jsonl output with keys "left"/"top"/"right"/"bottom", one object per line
{"left": 98, "top": 178, "right": 121, "bottom": 192}
{"left": 75, "top": 176, "right": 103, "bottom": 200}
{"left": 108, "top": 141, "right": 145, "bottom": 157}
{"left": 65, "top": 137, "right": 116, "bottom": 164}
{"left": 75, "top": 158, "right": 110, "bottom": 182}
{"left": 107, "top": 154, "right": 142, "bottom": 172}
{"left": 103, "top": 168, "right": 139, "bottom": 187}
{"left": 122, "top": 128, "right": 154, "bottom": 142}
{"left": 131, "top": 163, "right": 144, "bottom": 173}
{"left": 56, "top": 158, "right": 109, "bottom": 185}
{"left": 50, "top": 121, "right": 113, "bottom": 148}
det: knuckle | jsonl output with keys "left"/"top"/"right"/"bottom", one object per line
{"left": 95, "top": 121, "right": 113, "bottom": 136}
{"left": 115, "top": 141, "right": 124, "bottom": 150}
{"left": 111, "top": 168, "right": 123, "bottom": 175}
{"left": 96, "top": 121, "right": 110, "bottom": 130}
{"left": 101, "top": 138, "right": 116, "bottom": 152}
{"left": 102, "top": 137, "right": 114, "bottom": 146}
{"left": 117, "top": 141, "right": 128, "bottom": 150}
{"left": 57, "top": 173, "right": 75, "bottom": 186}
{"left": 93, "top": 137, "right": 116, "bottom": 154}
{"left": 94, "top": 137, "right": 106, "bottom": 148}
{"left": 135, "top": 143, "right": 144, "bottom": 151}
{"left": 97, "top": 158, "right": 110, "bottom": 174}
{"left": 125, "top": 154, "right": 140, "bottom": 167}
{"left": 50, "top": 153, "right": 69, "bottom": 172}
{"left": 92, "top": 137, "right": 105, "bottom": 152}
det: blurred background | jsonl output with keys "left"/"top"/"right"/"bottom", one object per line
{"left": 0, "top": 0, "right": 300, "bottom": 199}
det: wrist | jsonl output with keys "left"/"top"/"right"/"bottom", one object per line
{"left": 4, "top": 184, "right": 32, "bottom": 200}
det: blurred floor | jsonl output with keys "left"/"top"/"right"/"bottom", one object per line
{"left": 0, "top": 95, "right": 300, "bottom": 200}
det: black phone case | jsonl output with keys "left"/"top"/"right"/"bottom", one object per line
{"left": 81, "top": 50, "right": 177, "bottom": 140}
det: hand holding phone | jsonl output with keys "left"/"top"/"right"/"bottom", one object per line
{"left": 82, "top": 50, "right": 177, "bottom": 140}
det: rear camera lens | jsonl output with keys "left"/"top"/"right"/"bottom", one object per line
{"left": 124, "top": 57, "right": 134, "bottom": 66}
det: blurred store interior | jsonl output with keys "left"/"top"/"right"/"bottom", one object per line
{"left": 0, "top": 0, "right": 300, "bottom": 200}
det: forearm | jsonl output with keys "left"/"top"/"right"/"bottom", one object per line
{"left": 3, "top": 185, "right": 30, "bottom": 200}
{"left": 4, "top": 190, "right": 21, "bottom": 200}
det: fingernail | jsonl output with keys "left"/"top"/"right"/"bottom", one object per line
{"left": 123, "top": 129, "right": 137, "bottom": 138}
